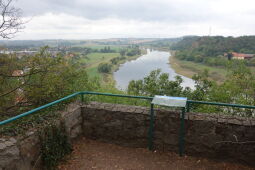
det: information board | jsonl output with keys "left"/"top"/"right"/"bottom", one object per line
{"left": 152, "top": 95, "right": 187, "bottom": 107}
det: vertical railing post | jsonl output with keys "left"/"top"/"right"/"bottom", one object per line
{"left": 80, "top": 93, "right": 84, "bottom": 103}
{"left": 148, "top": 103, "right": 154, "bottom": 151}
{"left": 179, "top": 107, "right": 186, "bottom": 156}
{"left": 186, "top": 102, "right": 190, "bottom": 112}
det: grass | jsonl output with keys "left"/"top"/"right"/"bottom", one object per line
{"left": 79, "top": 52, "right": 120, "bottom": 80}
{"left": 169, "top": 55, "right": 228, "bottom": 83}
{"left": 80, "top": 53, "right": 119, "bottom": 66}
{"left": 79, "top": 49, "right": 146, "bottom": 83}
{"left": 84, "top": 45, "right": 127, "bottom": 51}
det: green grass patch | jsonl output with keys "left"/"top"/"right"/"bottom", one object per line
{"left": 84, "top": 45, "right": 127, "bottom": 51}
{"left": 170, "top": 55, "right": 228, "bottom": 83}
{"left": 80, "top": 53, "right": 119, "bottom": 66}
{"left": 78, "top": 52, "right": 119, "bottom": 80}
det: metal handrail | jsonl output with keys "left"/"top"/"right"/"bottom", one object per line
{"left": 2, "top": 92, "right": 255, "bottom": 126}
{"left": 0, "top": 91, "right": 153, "bottom": 126}
{"left": 1, "top": 91, "right": 255, "bottom": 157}
{"left": 187, "top": 100, "right": 255, "bottom": 111}
{"left": 83, "top": 91, "right": 153, "bottom": 100}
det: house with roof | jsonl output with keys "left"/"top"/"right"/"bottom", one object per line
{"left": 231, "top": 52, "right": 254, "bottom": 60}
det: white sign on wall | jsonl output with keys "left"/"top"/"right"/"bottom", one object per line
{"left": 152, "top": 95, "right": 187, "bottom": 107}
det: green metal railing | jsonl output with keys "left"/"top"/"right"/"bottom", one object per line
{"left": 0, "top": 91, "right": 255, "bottom": 157}
{"left": 187, "top": 100, "right": 255, "bottom": 111}
{"left": 0, "top": 92, "right": 153, "bottom": 126}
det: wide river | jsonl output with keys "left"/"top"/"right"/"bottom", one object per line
{"left": 113, "top": 49, "right": 195, "bottom": 90}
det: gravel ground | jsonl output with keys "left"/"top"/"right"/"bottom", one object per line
{"left": 58, "top": 137, "right": 254, "bottom": 170}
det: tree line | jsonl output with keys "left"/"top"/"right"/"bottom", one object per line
{"left": 128, "top": 66, "right": 255, "bottom": 117}
{"left": 171, "top": 36, "right": 255, "bottom": 67}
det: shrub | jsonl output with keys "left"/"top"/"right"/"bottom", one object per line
{"left": 97, "top": 63, "right": 112, "bottom": 73}
{"left": 40, "top": 124, "right": 72, "bottom": 170}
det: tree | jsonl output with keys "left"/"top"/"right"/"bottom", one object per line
{"left": 119, "top": 49, "right": 126, "bottom": 57}
{"left": 97, "top": 63, "right": 112, "bottom": 73}
{"left": 0, "top": 0, "right": 24, "bottom": 39}
{"left": 128, "top": 69, "right": 191, "bottom": 97}
{"left": 227, "top": 52, "right": 233, "bottom": 60}
{"left": 0, "top": 47, "right": 98, "bottom": 118}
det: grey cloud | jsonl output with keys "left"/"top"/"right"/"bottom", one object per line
{"left": 11, "top": 0, "right": 255, "bottom": 39}
{"left": 15, "top": 0, "right": 218, "bottom": 23}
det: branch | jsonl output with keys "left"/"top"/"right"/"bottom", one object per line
{"left": 0, "top": 82, "right": 26, "bottom": 97}
{"left": 0, "top": 0, "right": 25, "bottom": 39}
{"left": 0, "top": 70, "right": 47, "bottom": 78}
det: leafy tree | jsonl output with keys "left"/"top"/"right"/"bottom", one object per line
{"left": 97, "top": 63, "right": 112, "bottom": 73}
{"left": 110, "top": 56, "right": 126, "bottom": 65}
{"left": 0, "top": 47, "right": 98, "bottom": 119}
{"left": 191, "top": 69, "right": 214, "bottom": 101}
{"left": 100, "top": 46, "right": 115, "bottom": 53}
{"left": 119, "top": 49, "right": 126, "bottom": 57}
{"left": 128, "top": 69, "right": 192, "bottom": 97}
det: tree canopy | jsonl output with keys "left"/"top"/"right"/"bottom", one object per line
{"left": 0, "top": 47, "right": 99, "bottom": 120}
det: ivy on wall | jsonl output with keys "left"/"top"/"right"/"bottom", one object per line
{"left": 39, "top": 123, "right": 72, "bottom": 170}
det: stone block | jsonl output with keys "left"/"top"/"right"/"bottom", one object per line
{"left": 228, "top": 117, "right": 243, "bottom": 125}
{"left": 163, "top": 133, "right": 178, "bottom": 145}
{"left": 70, "top": 125, "right": 82, "bottom": 139}
{"left": 63, "top": 108, "right": 82, "bottom": 129}
{"left": 0, "top": 145, "right": 20, "bottom": 168}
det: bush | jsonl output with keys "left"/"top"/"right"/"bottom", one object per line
{"left": 40, "top": 124, "right": 72, "bottom": 170}
{"left": 97, "top": 63, "right": 112, "bottom": 73}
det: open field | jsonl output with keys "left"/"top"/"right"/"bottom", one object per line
{"left": 79, "top": 52, "right": 119, "bottom": 79}
{"left": 84, "top": 45, "right": 127, "bottom": 51}
{"left": 80, "top": 53, "right": 119, "bottom": 67}
{"left": 79, "top": 49, "right": 145, "bottom": 83}
{"left": 169, "top": 55, "right": 228, "bottom": 83}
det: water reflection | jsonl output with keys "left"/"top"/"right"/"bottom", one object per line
{"left": 113, "top": 49, "right": 195, "bottom": 91}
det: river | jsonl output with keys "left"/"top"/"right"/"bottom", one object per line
{"left": 113, "top": 49, "right": 195, "bottom": 90}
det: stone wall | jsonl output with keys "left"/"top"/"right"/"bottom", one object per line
{"left": 1, "top": 101, "right": 255, "bottom": 169}
{"left": 0, "top": 102, "right": 82, "bottom": 170}
{"left": 82, "top": 102, "right": 255, "bottom": 166}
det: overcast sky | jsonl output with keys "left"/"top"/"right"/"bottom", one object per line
{"left": 12, "top": 0, "right": 255, "bottom": 39}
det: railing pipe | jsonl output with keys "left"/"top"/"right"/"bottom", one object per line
{"left": 83, "top": 91, "right": 153, "bottom": 100}
{"left": 1, "top": 91, "right": 255, "bottom": 158}
{"left": 187, "top": 100, "right": 255, "bottom": 110}
{"left": 0, "top": 92, "right": 81, "bottom": 126}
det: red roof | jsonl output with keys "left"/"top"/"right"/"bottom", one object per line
{"left": 232, "top": 52, "right": 254, "bottom": 58}
{"left": 12, "top": 70, "right": 24, "bottom": 76}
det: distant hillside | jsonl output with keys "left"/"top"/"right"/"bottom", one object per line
{"left": 171, "top": 36, "right": 255, "bottom": 56}
{"left": 171, "top": 36, "right": 255, "bottom": 68}
{"left": 0, "top": 38, "right": 182, "bottom": 50}
{"left": 0, "top": 40, "right": 86, "bottom": 49}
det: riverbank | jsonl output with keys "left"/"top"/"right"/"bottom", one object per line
{"left": 83, "top": 49, "right": 147, "bottom": 88}
{"left": 169, "top": 53, "right": 227, "bottom": 83}
{"left": 107, "top": 49, "right": 147, "bottom": 85}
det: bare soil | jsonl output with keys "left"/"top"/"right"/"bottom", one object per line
{"left": 58, "top": 137, "right": 254, "bottom": 170}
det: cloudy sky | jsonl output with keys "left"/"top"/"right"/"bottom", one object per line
{"left": 13, "top": 0, "right": 255, "bottom": 39}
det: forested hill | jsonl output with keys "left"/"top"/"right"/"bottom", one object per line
{"left": 171, "top": 36, "right": 255, "bottom": 57}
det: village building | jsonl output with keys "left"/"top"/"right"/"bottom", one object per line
{"left": 224, "top": 52, "right": 255, "bottom": 60}
{"left": 12, "top": 70, "right": 26, "bottom": 104}
{"left": 231, "top": 52, "right": 254, "bottom": 60}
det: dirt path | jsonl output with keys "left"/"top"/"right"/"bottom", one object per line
{"left": 58, "top": 137, "right": 254, "bottom": 170}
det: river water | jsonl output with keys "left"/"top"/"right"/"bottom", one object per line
{"left": 113, "top": 49, "right": 195, "bottom": 91}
